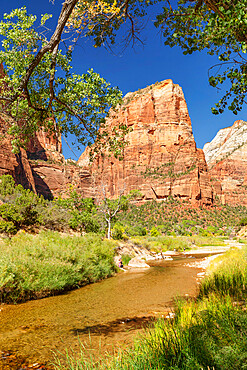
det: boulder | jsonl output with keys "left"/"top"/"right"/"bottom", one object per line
{"left": 128, "top": 257, "right": 150, "bottom": 268}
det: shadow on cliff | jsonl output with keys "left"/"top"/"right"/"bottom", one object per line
{"left": 32, "top": 171, "right": 54, "bottom": 200}
{"left": 27, "top": 138, "right": 48, "bottom": 161}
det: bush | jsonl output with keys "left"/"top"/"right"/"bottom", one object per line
{"left": 112, "top": 223, "right": 126, "bottom": 240}
{"left": 0, "top": 231, "right": 117, "bottom": 303}
{"left": 150, "top": 227, "right": 160, "bottom": 237}
{"left": 125, "top": 225, "right": 147, "bottom": 237}
{"left": 0, "top": 175, "right": 45, "bottom": 234}
{"left": 69, "top": 210, "right": 100, "bottom": 233}
{"left": 121, "top": 253, "right": 132, "bottom": 266}
{"left": 0, "top": 174, "right": 16, "bottom": 196}
{"left": 0, "top": 219, "right": 17, "bottom": 234}
{"left": 239, "top": 217, "right": 247, "bottom": 226}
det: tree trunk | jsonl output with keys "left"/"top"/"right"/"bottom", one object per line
{"left": 107, "top": 219, "right": 111, "bottom": 239}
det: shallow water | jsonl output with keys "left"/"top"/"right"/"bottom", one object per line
{"left": 0, "top": 255, "right": 205, "bottom": 367}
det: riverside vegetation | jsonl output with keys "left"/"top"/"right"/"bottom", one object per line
{"left": 0, "top": 174, "right": 247, "bottom": 303}
{"left": 0, "top": 174, "right": 247, "bottom": 368}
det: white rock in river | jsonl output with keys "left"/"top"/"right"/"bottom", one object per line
{"left": 128, "top": 257, "right": 150, "bottom": 268}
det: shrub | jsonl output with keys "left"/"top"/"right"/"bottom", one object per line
{"left": 112, "top": 223, "right": 126, "bottom": 240}
{"left": 69, "top": 210, "right": 100, "bottom": 233}
{"left": 0, "top": 231, "right": 117, "bottom": 303}
{"left": 121, "top": 253, "right": 132, "bottom": 266}
{"left": 0, "top": 219, "right": 17, "bottom": 235}
{"left": 239, "top": 217, "right": 247, "bottom": 226}
{"left": 150, "top": 227, "right": 160, "bottom": 237}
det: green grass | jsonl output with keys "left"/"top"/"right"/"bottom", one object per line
{"left": 53, "top": 294, "right": 247, "bottom": 370}
{"left": 0, "top": 231, "right": 117, "bottom": 303}
{"left": 187, "top": 235, "right": 227, "bottom": 247}
{"left": 199, "top": 246, "right": 247, "bottom": 299}
{"left": 130, "top": 235, "right": 226, "bottom": 252}
{"left": 53, "top": 245, "right": 247, "bottom": 370}
{"left": 131, "top": 235, "right": 189, "bottom": 251}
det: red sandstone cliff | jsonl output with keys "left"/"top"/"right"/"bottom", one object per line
{"left": 0, "top": 114, "right": 36, "bottom": 191}
{"left": 0, "top": 112, "right": 92, "bottom": 199}
{"left": 78, "top": 80, "right": 213, "bottom": 205}
{"left": 203, "top": 120, "right": 247, "bottom": 205}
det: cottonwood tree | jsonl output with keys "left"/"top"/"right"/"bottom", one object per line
{"left": 99, "top": 187, "right": 142, "bottom": 239}
{"left": 99, "top": 186, "right": 128, "bottom": 239}
{"left": 156, "top": 0, "right": 247, "bottom": 115}
{"left": 0, "top": 1, "right": 152, "bottom": 155}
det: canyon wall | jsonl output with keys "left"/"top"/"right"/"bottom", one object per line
{"left": 78, "top": 79, "right": 213, "bottom": 205}
{"left": 0, "top": 114, "right": 93, "bottom": 199}
{"left": 0, "top": 114, "right": 36, "bottom": 191}
{"left": 203, "top": 120, "right": 247, "bottom": 206}
{"left": 2, "top": 78, "right": 247, "bottom": 207}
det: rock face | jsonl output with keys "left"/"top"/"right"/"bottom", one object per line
{"left": 0, "top": 79, "right": 220, "bottom": 205}
{"left": 29, "top": 160, "right": 93, "bottom": 199}
{"left": 0, "top": 115, "right": 36, "bottom": 191}
{"left": 27, "top": 130, "right": 63, "bottom": 162}
{"left": 0, "top": 114, "right": 93, "bottom": 199}
{"left": 203, "top": 120, "right": 247, "bottom": 205}
{"left": 79, "top": 79, "right": 213, "bottom": 205}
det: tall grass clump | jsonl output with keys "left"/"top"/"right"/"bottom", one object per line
{"left": 199, "top": 246, "right": 247, "bottom": 298}
{"left": 112, "top": 294, "right": 247, "bottom": 370}
{"left": 0, "top": 231, "right": 117, "bottom": 303}
{"left": 188, "top": 235, "right": 226, "bottom": 247}
{"left": 131, "top": 235, "right": 189, "bottom": 252}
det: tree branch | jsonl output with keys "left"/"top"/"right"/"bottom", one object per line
{"left": 18, "top": 0, "right": 79, "bottom": 99}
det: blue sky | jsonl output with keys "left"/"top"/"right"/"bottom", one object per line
{"left": 1, "top": 0, "right": 245, "bottom": 159}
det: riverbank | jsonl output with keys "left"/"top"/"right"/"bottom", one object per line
{"left": 0, "top": 231, "right": 230, "bottom": 304}
{"left": 0, "top": 239, "right": 244, "bottom": 369}
{"left": 0, "top": 251, "right": 206, "bottom": 368}
{"left": 53, "top": 242, "right": 247, "bottom": 369}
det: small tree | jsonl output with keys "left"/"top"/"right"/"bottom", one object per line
{"left": 99, "top": 187, "right": 143, "bottom": 239}
{"left": 99, "top": 186, "right": 127, "bottom": 239}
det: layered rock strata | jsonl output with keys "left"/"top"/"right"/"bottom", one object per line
{"left": 0, "top": 114, "right": 93, "bottom": 199}
{"left": 203, "top": 120, "right": 247, "bottom": 205}
{"left": 79, "top": 79, "right": 213, "bottom": 205}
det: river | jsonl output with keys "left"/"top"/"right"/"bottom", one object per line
{"left": 0, "top": 253, "right": 211, "bottom": 368}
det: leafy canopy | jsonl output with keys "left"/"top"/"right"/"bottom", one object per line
{"left": 0, "top": 7, "right": 125, "bottom": 154}
{"left": 0, "top": 1, "right": 155, "bottom": 155}
{"left": 155, "top": 0, "right": 247, "bottom": 115}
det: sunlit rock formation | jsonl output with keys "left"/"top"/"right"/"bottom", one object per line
{"left": 203, "top": 120, "right": 247, "bottom": 205}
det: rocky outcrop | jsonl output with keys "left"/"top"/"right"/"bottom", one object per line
{"left": 29, "top": 160, "right": 93, "bottom": 199}
{"left": 27, "top": 129, "right": 63, "bottom": 162}
{"left": 0, "top": 113, "right": 94, "bottom": 199}
{"left": 0, "top": 114, "right": 36, "bottom": 191}
{"left": 79, "top": 79, "right": 213, "bottom": 205}
{"left": 203, "top": 120, "right": 247, "bottom": 205}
